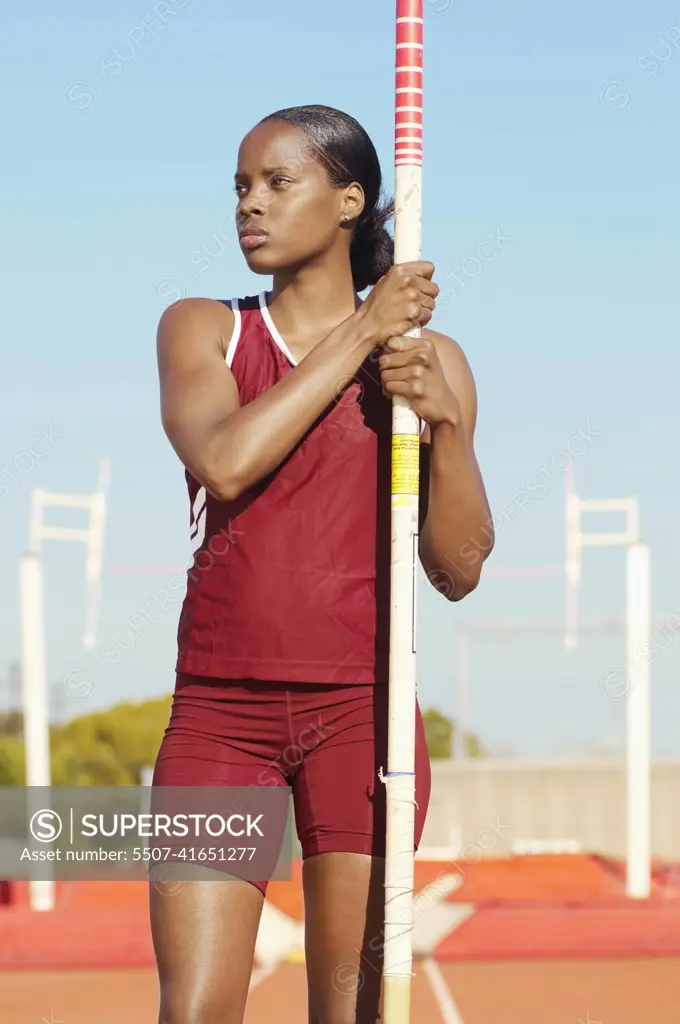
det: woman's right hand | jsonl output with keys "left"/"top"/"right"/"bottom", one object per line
{"left": 355, "top": 261, "right": 439, "bottom": 346}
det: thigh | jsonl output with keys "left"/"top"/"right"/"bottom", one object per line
{"left": 154, "top": 677, "right": 291, "bottom": 885}
{"left": 150, "top": 876, "right": 263, "bottom": 1024}
{"left": 302, "top": 852, "right": 384, "bottom": 1024}
{"left": 151, "top": 697, "right": 286, "bottom": 1023}
{"left": 153, "top": 734, "right": 289, "bottom": 894}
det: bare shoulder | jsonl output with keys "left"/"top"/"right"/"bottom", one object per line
{"left": 421, "top": 328, "right": 478, "bottom": 441}
{"left": 423, "top": 328, "right": 471, "bottom": 370}
{"left": 157, "top": 296, "right": 235, "bottom": 340}
{"left": 422, "top": 328, "right": 476, "bottom": 391}
{"left": 157, "top": 297, "right": 235, "bottom": 368}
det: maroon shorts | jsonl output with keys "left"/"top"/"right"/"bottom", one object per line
{"left": 152, "top": 674, "right": 431, "bottom": 895}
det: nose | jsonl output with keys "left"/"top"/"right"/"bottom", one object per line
{"left": 238, "top": 188, "right": 267, "bottom": 219}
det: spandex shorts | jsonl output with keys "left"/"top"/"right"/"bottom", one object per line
{"left": 152, "top": 674, "right": 432, "bottom": 895}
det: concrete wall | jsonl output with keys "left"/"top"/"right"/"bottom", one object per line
{"left": 419, "top": 758, "right": 680, "bottom": 860}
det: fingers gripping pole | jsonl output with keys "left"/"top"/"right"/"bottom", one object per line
{"left": 382, "top": 2, "right": 424, "bottom": 1021}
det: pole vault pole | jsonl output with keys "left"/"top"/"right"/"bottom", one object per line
{"left": 383, "top": 1, "right": 423, "bottom": 1020}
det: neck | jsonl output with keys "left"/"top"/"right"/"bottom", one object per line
{"left": 268, "top": 255, "right": 362, "bottom": 356}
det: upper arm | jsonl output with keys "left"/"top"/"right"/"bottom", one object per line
{"left": 156, "top": 298, "right": 240, "bottom": 494}
{"left": 420, "top": 329, "right": 478, "bottom": 444}
{"left": 418, "top": 329, "right": 478, "bottom": 529}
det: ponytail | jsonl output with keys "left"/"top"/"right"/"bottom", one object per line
{"left": 350, "top": 199, "right": 395, "bottom": 293}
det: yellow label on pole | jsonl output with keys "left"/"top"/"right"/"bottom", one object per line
{"left": 391, "top": 434, "right": 420, "bottom": 495}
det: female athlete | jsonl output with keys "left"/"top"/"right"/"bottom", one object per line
{"left": 153, "top": 104, "right": 493, "bottom": 1024}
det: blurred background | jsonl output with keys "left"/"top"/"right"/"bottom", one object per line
{"left": 1, "top": 0, "right": 680, "bottom": 1021}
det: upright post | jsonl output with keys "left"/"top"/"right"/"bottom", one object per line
{"left": 562, "top": 474, "right": 650, "bottom": 898}
{"left": 625, "top": 542, "right": 651, "bottom": 898}
{"left": 19, "top": 553, "right": 54, "bottom": 911}
{"left": 19, "top": 461, "right": 110, "bottom": 911}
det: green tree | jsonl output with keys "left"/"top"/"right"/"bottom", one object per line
{"left": 0, "top": 695, "right": 173, "bottom": 785}
{"left": 0, "top": 737, "right": 26, "bottom": 785}
{"left": 421, "top": 707, "right": 482, "bottom": 759}
{"left": 422, "top": 708, "right": 452, "bottom": 758}
{"left": 0, "top": 711, "right": 23, "bottom": 739}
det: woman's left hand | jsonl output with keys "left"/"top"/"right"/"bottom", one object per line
{"left": 378, "top": 334, "right": 462, "bottom": 428}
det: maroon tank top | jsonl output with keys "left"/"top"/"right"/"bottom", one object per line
{"left": 175, "top": 293, "right": 393, "bottom": 685}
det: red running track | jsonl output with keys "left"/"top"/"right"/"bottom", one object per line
{"left": 1, "top": 960, "right": 680, "bottom": 1024}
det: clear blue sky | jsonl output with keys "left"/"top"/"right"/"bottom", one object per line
{"left": 1, "top": 0, "right": 679, "bottom": 757}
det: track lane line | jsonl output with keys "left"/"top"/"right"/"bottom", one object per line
{"left": 249, "top": 964, "right": 277, "bottom": 991}
{"left": 422, "top": 956, "right": 465, "bottom": 1024}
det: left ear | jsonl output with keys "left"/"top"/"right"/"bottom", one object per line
{"left": 341, "top": 182, "right": 365, "bottom": 225}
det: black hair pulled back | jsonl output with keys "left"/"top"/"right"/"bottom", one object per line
{"left": 259, "top": 104, "right": 394, "bottom": 292}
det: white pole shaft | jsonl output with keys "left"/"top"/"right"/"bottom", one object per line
{"left": 625, "top": 542, "right": 651, "bottom": 898}
{"left": 384, "top": 164, "right": 420, "bottom": 1008}
{"left": 383, "top": 2, "right": 423, "bottom": 1020}
{"left": 19, "top": 553, "right": 55, "bottom": 911}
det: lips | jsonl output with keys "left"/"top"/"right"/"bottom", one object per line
{"left": 239, "top": 224, "right": 269, "bottom": 250}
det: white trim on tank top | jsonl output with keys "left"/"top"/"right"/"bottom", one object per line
{"left": 258, "top": 291, "right": 298, "bottom": 367}
{"left": 256, "top": 290, "right": 425, "bottom": 435}
{"left": 223, "top": 298, "right": 242, "bottom": 367}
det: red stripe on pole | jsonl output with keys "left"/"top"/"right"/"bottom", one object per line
{"left": 395, "top": 0, "right": 423, "bottom": 166}
{"left": 396, "top": 91, "right": 423, "bottom": 108}
{"left": 397, "top": 25, "right": 423, "bottom": 46}
{"left": 396, "top": 54, "right": 423, "bottom": 71}
{"left": 397, "top": 0, "right": 423, "bottom": 17}
{"left": 396, "top": 71, "right": 422, "bottom": 89}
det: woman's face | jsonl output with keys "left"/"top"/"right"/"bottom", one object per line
{"left": 234, "top": 120, "right": 363, "bottom": 276}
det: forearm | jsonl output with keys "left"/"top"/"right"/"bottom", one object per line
{"left": 419, "top": 420, "right": 493, "bottom": 600}
{"left": 206, "top": 309, "right": 375, "bottom": 499}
